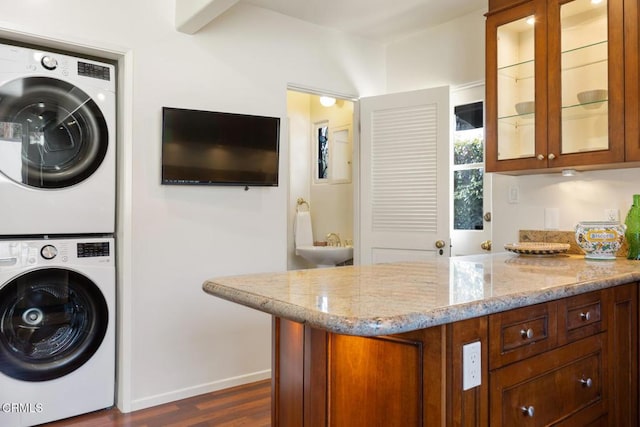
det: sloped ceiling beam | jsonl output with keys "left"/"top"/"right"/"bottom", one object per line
{"left": 175, "top": 0, "right": 240, "bottom": 34}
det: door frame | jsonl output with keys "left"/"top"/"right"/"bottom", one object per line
{"left": 450, "top": 81, "right": 492, "bottom": 256}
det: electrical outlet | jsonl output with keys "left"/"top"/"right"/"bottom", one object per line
{"left": 462, "top": 341, "right": 481, "bottom": 391}
{"left": 605, "top": 209, "right": 620, "bottom": 222}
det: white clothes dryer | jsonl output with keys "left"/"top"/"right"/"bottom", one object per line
{"left": 0, "top": 237, "right": 115, "bottom": 427}
{"left": 0, "top": 43, "right": 116, "bottom": 235}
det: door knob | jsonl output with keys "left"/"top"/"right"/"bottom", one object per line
{"left": 435, "top": 240, "right": 446, "bottom": 249}
{"left": 481, "top": 240, "right": 492, "bottom": 251}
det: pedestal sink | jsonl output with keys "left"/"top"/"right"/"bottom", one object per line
{"left": 295, "top": 246, "right": 353, "bottom": 268}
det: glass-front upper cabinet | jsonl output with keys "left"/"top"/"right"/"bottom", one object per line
{"left": 559, "top": 0, "right": 608, "bottom": 153}
{"left": 486, "top": 0, "right": 548, "bottom": 172}
{"left": 496, "top": 15, "right": 536, "bottom": 161}
{"left": 486, "top": 0, "right": 624, "bottom": 173}
{"left": 548, "top": 0, "right": 624, "bottom": 166}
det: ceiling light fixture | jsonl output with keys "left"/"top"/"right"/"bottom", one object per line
{"left": 591, "top": 0, "right": 603, "bottom": 4}
{"left": 320, "top": 96, "right": 336, "bottom": 107}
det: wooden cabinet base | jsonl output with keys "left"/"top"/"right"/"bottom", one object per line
{"left": 271, "top": 284, "right": 638, "bottom": 426}
{"left": 272, "top": 317, "right": 487, "bottom": 427}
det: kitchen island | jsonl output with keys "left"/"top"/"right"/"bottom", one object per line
{"left": 203, "top": 254, "right": 640, "bottom": 426}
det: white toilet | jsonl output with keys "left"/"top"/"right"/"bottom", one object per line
{"left": 295, "top": 210, "right": 353, "bottom": 268}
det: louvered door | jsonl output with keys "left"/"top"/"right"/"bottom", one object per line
{"left": 359, "top": 87, "right": 450, "bottom": 265}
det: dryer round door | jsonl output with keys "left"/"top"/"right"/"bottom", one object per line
{"left": 0, "top": 268, "right": 109, "bottom": 381}
{"left": 0, "top": 76, "right": 109, "bottom": 188}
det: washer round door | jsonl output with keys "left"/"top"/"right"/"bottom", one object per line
{"left": 0, "top": 268, "right": 109, "bottom": 381}
{"left": 0, "top": 76, "right": 109, "bottom": 188}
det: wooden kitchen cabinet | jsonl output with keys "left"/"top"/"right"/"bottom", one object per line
{"left": 486, "top": 0, "right": 625, "bottom": 173}
{"left": 625, "top": 0, "right": 640, "bottom": 161}
{"left": 272, "top": 285, "right": 637, "bottom": 426}
{"left": 488, "top": 286, "right": 637, "bottom": 426}
{"left": 490, "top": 334, "right": 607, "bottom": 426}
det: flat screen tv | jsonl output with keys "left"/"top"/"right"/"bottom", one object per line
{"left": 161, "top": 107, "right": 280, "bottom": 186}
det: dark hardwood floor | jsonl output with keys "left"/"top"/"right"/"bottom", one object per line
{"left": 43, "top": 379, "right": 271, "bottom": 427}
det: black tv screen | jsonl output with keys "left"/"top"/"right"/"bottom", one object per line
{"left": 161, "top": 107, "right": 280, "bottom": 186}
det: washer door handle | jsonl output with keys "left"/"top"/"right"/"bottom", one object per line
{"left": 0, "top": 257, "right": 17, "bottom": 266}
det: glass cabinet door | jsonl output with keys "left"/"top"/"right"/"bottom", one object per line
{"left": 560, "top": 0, "right": 608, "bottom": 154}
{"left": 486, "top": 0, "right": 547, "bottom": 172}
{"left": 548, "top": 0, "right": 624, "bottom": 165}
{"left": 496, "top": 16, "right": 537, "bottom": 161}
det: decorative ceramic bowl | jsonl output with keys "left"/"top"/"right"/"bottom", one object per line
{"left": 577, "top": 89, "right": 608, "bottom": 109}
{"left": 515, "top": 101, "right": 535, "bottom": 115}
{"left": 575, "top": 221, "right": 625, "bottom": 260}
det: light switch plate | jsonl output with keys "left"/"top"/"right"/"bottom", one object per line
{"left": 508, "top": 185, "right": 520, "bottom": 204}
{"left": 544, "top": 208, "right": 560, "bottom": 230}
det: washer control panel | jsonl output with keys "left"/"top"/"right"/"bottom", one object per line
{"left": 0, "top": 238, "right": 113, "bottom": 269}
{"left": 0, "top": 42, "right": 115, "bottom": 91}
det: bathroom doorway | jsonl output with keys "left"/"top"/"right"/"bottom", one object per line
{"left": 286, "top": 89, "right": 356, "bottom": 270}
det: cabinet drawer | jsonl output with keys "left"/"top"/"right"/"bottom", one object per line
{"left": 490, "top": 334, "right": 606, "bottom": 427}
{"left": 489, "top": 301, "right": 557, "bottom": 369}
{"left": 559, "top": 291, "right": 605, "bottom": 345}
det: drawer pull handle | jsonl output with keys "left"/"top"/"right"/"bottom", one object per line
{"left": 521, "top": 406, "right": 535, "bottom": 417}
{"left": 520, "top": 328, "right": 534, "bottom": 339}
{"left": 580, "top": 377, "right": 593, "bottom": 388}
{"left": 580, "top": 311, "right": 591, "bottom": 321}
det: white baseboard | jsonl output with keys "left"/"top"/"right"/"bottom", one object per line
{"left": 125, "top": 369, "right": 271, "bottom": 412}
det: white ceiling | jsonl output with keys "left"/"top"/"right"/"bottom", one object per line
{"left": 241, "top": 0, "right": 487, "bottom": 43}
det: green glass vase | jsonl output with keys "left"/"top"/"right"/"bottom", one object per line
{"left": 625, "top": 194, "right": 640, "bottom": 260}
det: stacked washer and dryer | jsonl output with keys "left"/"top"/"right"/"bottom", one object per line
{"left": 0, "top": 43, "right": 116, "bottom": 427}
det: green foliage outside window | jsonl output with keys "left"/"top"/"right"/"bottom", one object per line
{"left": 454, "top": 137, "right": 483, "bottom": 165}
{"left": 454, "top": 137, "right": 484, "bottom": 230}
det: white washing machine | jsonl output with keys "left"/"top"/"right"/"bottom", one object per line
{"left": 0, "top": 43, "right": 116, "bottom": 235}
{"left": 0, "top": 237, "right": 115, "bottom": 427}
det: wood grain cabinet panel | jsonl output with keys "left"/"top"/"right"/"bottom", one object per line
{"left": 489, "top": 301, "right": 558, "bottom": 369}
{"left": 490, "top": 334, "right": 606, "bottom": 426}
{"left": 272, "top": 285, "right": 638, "bottom": 427}
{"left": 607, "top": 283, "right": 638, "bottom": 426}
{"left": 558, "top": 290, "right": 605, "bottom": 345}
{"left": 328, "top": 335, "right": 422, "bottom": 426}
{"left": 625, "top": 0, "right": 640, "bottom": 161}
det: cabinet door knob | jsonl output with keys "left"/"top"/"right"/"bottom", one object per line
{"left": 537, "top": 154, "right": 545, "bottom": 160}
{"left": 520, "top": 328, "right": 534, "bottom": 339}
{"left": 580, "top": 377, "right": 593, "bottom": 388}
{"left": 548, "top": 153, "right": 556, "bottom": 160}
{"left": 580, "top": 311, "right": 591, "bottom": 321}
{"left": 521, "top": 406, "right": 535, "bottom": 417}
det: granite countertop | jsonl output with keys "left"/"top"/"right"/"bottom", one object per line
{"left": 202, "top": 253, "right": 640, "bottom": 337}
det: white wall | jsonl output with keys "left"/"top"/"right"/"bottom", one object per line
{"left": 0, "top": 0, "right": 386, "bottom": 411}
{"left": 287, "top": 91, "right": 312, "bottom": 270}
{"left": 386, "top": 8, "right": 487, "bottom": 92}
{"left": 492, "top": 169, "right": 640, "bottom": 250}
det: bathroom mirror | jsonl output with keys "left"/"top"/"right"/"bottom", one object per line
{"left": 313, "top": 121, "right": 352, "bottom": 184}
